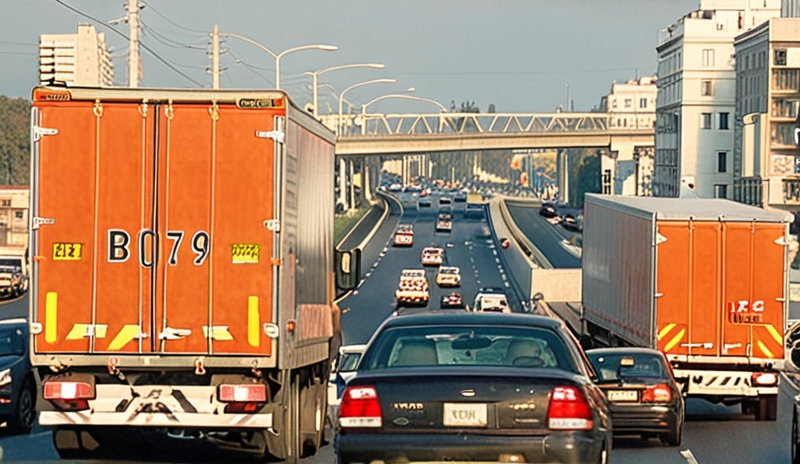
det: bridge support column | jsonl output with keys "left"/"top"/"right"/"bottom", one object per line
{"left": 556, "top": 149, "right": 569, "bottom": 202}
{"left": 363, "top": 158, "right": 372, "bottom": 202}
{"left": 338, "top": 157, "right": 348, "bottom": 213}
{"left": 609, "top": 139, "right": 645, "bottom": 195}
{"left": 349, "top": 158, "right": 356, "bottom": 209}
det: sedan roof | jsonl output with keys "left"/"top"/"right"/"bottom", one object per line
{"left": 384, "top": 311, "right": 564, "bottom": 330}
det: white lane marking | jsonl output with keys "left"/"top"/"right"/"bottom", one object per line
{"left": 680, "top": 449, "right": 700, "bottom": 464}
{"left": 382, "top": 247, "right": 388, "bottom": 252}
{"left": 379, "top": 252, "right": 386, "bottom": 257}
{"left": 495, "top": 257, "right": 500, "bottom": 264}
{"left": 504, "top": 282, "right": 510, "bottom": 287}
{"left": 365, "top": 272, "right": 372, "bottom": 278}
{"left": 501, "top": 274, "right": 507, "bottom": 281}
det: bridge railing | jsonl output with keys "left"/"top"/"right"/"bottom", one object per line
{"left": 319, "top": 112, "right": 654, "bottom": 137}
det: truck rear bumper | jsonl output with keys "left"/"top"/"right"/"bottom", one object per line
{"left": 39, "top": 384, "right": 273, "bottom": 429}
{"left": 675, "top": 368, "right": 779, "bottom": 397}
{"left": 40, "top": 410, "right": 272, "bottom": 428}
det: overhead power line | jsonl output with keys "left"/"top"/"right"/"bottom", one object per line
{"left": 53, "top": 0, "right": 205, "bottom": 87}
{"left": 140, "top": 1, "right": 208, "bottom": 35}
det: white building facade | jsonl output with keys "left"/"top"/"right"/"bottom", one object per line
{"left": 733, "top": 18, "right": 800, "bottom": 218}
{"left": 654, "top": 0, "right": 782, "bottom": 198}
{"left": 39, "top": 24, "right": 114, "bottom": 87}
{"left": 598, "top": 77, "right": 657, "bottom": 195}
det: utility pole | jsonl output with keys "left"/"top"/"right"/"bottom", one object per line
{"left": 212, "top": 24, "right": 220, "bottom": 89}
{"left": 127, "top": 0, "right": 140, "bottom": 88}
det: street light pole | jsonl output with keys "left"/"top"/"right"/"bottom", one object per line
{"left": 305, "top": 63, "right": 385, "bottom": 118}
{"left": 217, "top": 31, "right": 337, "bottom": 89}
{"left": 358, "top": 88, "right": 417, "bottom": 135}
{"left": 338, "top": 78, "right": 396, "bottom": 136}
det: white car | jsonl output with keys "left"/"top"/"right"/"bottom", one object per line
{"left": 473, "top": 288, "right": 511, "bottom": 313}
{"left": 435, "top": 266, "right": 461, "bottom": 287}
{"left": 421, "top": 247, "right": 444, "bottom": 266}
{"left": 328, "top": 344, "right": 367, "bottom": 422}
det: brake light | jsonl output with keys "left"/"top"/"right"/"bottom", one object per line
{"left": 339, "top": 386, "right": 382, "bottom": 428}
{"left": 752, "top": 372, "right": 778, "bottom": 386}
{"left": 43, "top": 381, "right": 94, "bottom": 400}
{"left": 642, "top": 383, "right": 672, "bottom": 403}
{"left": 547, "top": 386, "right": 593, "bottom": 430}
{"left": 218, "top": 384, "right": 267, "bottom": 403}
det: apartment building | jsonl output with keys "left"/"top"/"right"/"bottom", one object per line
{"left": 39, "top": 24, "right": 114, "bottom": 87}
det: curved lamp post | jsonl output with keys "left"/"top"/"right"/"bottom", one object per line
{"left": 305, "top": 63, "right": 385, "bottom": 118}
{"left": 338, "top": 78, "right": 396, "bottom": 136}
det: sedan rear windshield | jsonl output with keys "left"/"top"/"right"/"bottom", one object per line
{"left": 587, "top": 352, "right": 667, "bottom": 381}
{"left": 359, "top": 325, "right": 579, "bottom": 373}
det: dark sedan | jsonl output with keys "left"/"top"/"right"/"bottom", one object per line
{"left": 586, "top": 347, "right": 684, "bottom": 446}
{"left": 336, "top": 312, "right": 612, "bottom": 464}
{"left": 539, "top": 203, "right": 558, "bottom": 218}
{"left": 0, "top": 318, "right": 36, "bottom": 434}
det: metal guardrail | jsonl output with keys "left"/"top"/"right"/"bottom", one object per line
{"left": 497, "top": 198, "right": 552, "bottom": 269}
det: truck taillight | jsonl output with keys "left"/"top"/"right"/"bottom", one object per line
{"left": 752, "top": 372, "right": 778, "bottom": 386}
{"left": 218, "top": 384, "right": 267, "bottom": 403}
{"left": 546, "top": 386, "right": 593, "bottom": 430}
{"left": 642, "top": 383, "right": 672, "bottom": 403}
{"left": 43, "top": 381, "right": 94, "bottom": 400}
{"left": 339, "top": 386, "right": 382, "bottom": 428}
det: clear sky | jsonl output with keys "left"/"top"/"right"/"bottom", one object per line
{"left": 1, "top": 0, "right": 700, "bottom": 114}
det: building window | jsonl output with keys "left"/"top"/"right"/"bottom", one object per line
{"left": 13, "top": 211, "right": 22, "bottom": 219}
{"left": 718, "top": 112, "right": 729, "bottom": 130}
{"left": 703, "top": 49, "right": 715, "bottom": 67}
{"left": 624, "top": 99, "right": 632, "bottom": 108}
{"left": 0, "top": 200, "right": 10, "bottom": 207}
{"left": 775, "top": 49, "right": 787, "bottom": 66}
{"left": 717, "top": 151, "right": 727, "bottom": 173}
{"left": 715, "top": 184, "right": 728, "bottom": 198}
{"left": 701, "top": 80, "right": 713, "bottom": 96}
{"left": 701, "top": 113, "right": 712, "bottom": 129}
{"left": 639, "top": 97, "right": 647, "bottom": 109}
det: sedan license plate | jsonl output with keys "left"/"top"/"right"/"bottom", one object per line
{"left": 607, "top": 390, "right": 638, "bottom": 402}
{"left": 443, "top": 403, "right": 487, "bottom": 427}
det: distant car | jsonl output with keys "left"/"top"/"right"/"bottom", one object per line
{"left": 473, "top": 288, "right": 511, "bottom": 313}
{"left": 438, "top": 197, "right": 452, "bottom": 207}
{"left": 465, "top": 203, "right": 484, "bottom": 219}
{"left": 561, "top": 214, "right": 583, "bottom": 232}
{"left": 586, "top": 347, "right": 684, "bottom": 446}
{"left": 0, "top": 266, "right": 24, "bottom": 299}
{"left": 453, "top": 191, "right": 468, "bottom": 202}
{"left": 336, "top": 312, "right": 612, "bottom": 464}
{"left": 436, "top": 219, "right": 452, "bottom": 232}
{"left": 388, "top": 183, "right": 402, "bottom": 192}
{"left": 420, "top": 190, "right": 428, "bottom": 197}
{"left": 0, "top": 318, "right": 35, "bottom": 434}
{"left": 394, "top": 224, "right": 414, "bottom": 247}
{"left": 421, "top": 247, "right": 445, "bottom": 266}
{"left": 418, "top": 200, "right": 432, "bottom": 208}
{"left": 440, "top": 292, "right": 465, "bottom": 308}
{"left": 435, "top": 266, "right": 461, "bottom": 287}
{"left": 539, "top": 203, "right": 558, "bottom": 218}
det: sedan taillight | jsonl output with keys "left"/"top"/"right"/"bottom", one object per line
{"left": 546, "top": 386, "right": 593, "bottom": 430}
{"left": 641, "top": 383, "right": 672, "bottom": 403}
{"left": 339, "top": 385, "right": 382, "bottom": 428}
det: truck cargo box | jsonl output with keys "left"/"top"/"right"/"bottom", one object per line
{"left": 582, "top": 194, "right": 791, "bottom": 362}
{"left": 30, "top": 87, "right": 336, "bottom": 369}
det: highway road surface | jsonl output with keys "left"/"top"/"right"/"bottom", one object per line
{"left": 0, "top": 195, "right": 796, "bottom": 463}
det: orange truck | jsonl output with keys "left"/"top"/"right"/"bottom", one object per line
{"left": 28, "top": 86, "right": 358, "bottom": 459}
{"left": 580, "top": 194, "right": 791, "bottom": 421}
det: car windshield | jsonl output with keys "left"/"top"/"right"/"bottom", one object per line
{"left": 338, "top": 352, "right": 362, "bottom": 372}
{"left": 0, "top": 328, "right": 23, "bottom": 356}
{"left": 359, "top": 325, "right": 578, "bottom": 372}
{"left": 587, "top": 352, "right": 666, "bottom": 381}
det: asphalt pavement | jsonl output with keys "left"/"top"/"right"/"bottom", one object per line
{"left": 505, "top": 200, "right": 581, "bottom": 269}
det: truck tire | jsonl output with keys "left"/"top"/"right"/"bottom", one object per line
{"left": 755, "top": 395, "right": 778, "bottom": 421}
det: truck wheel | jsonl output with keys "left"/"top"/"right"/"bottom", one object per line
{"left": 755, "top": 395, "right": 778, "bottom": 421}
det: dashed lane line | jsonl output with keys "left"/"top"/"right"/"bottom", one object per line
{"left": 680, "top": 449, "right": 700, "bottom": 464}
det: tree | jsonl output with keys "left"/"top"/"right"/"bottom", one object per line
{"left": 0, "top": 96, "right": 31, "bottom": 185}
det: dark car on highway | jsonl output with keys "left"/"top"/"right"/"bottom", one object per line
{"left": 539, "top": 203, "right": 558, "bottom": 218}
{"left": 586, "top": 347, "right": 684, "bottom": 446}
{"left": 336, "top": 312, "right": 612, "bottom": 464}
{"left": 0, "top": 318, "right": 36, "bottom": 434}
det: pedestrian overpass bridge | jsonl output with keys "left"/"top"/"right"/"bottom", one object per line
{"left": 327, "top": 111, "right": 653, "bottom": 156}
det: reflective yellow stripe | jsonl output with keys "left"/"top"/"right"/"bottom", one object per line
{"left": 66, "top": 324, "right": 89, "bottom": 340}
{"left": 248, "top": 296, "right": 259, "bottom": 347}
{"left": 658, "top": 323, "right": 676, "bottom": 341}
{"left": 766, "top": 324, "right": 783, "bottom": 345}
{"left": 108, "top": 325, "right": 140, "bottom": 350}
{"left": 757, "top": 340, "right": 775, "bottom": 358}
{"left": 202, "top": 326, "right": 233, "bottom": 341}
{"left": 45, "top": 292, "right": 57, "bottom": 343}
{"left": 664, "top": 329, "right": 686, "bottom": 352}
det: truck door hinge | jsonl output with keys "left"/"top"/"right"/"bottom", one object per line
{"left": 32, "top": 125, "right": 59, "bottom": 142}
{"left": 256, "top": 130, "right": 285, "bottom": 144}
{"left": 681, "top": 342, "right": 713, "bottom": 349}
{"left": 264, "top": 219, "right": 281, "bottom": 232}
{"left": 32, "top": 217, "right": 56, "bottom": 230}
